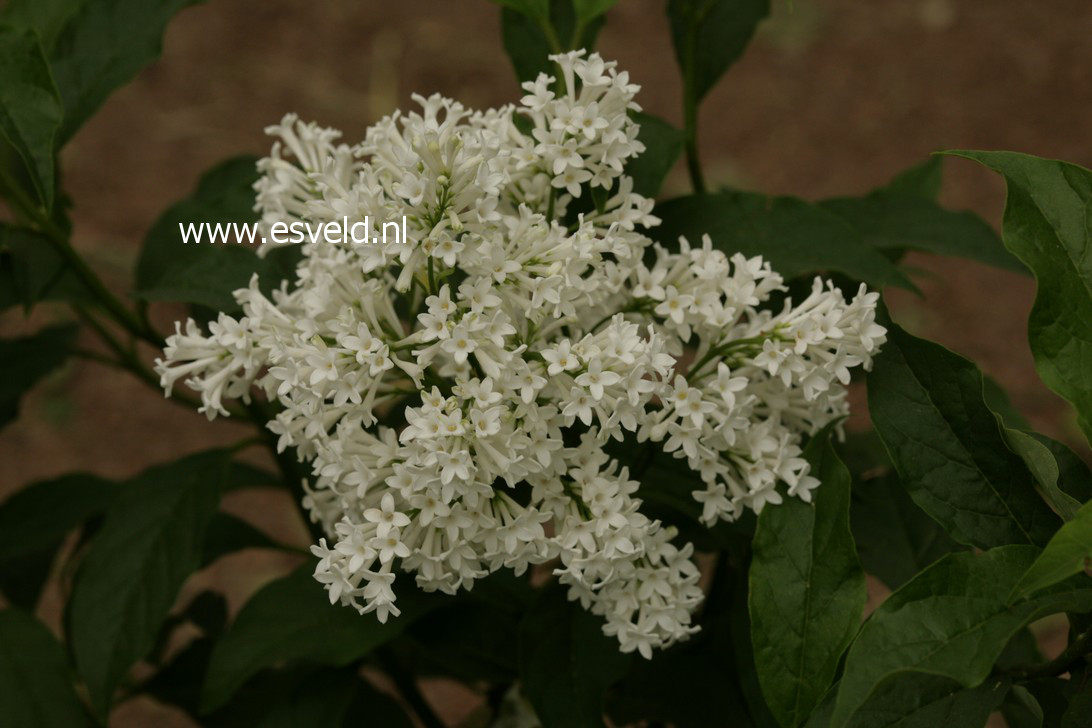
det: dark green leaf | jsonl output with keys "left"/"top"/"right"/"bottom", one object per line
{"left": 635, "top": 452, "right": 736, "bottom": 552}
{"left": 1023, "top": 678, "right": 1070, "bottom": 728}
{"left": 49, "top": 0, "right": 201, "bottom": 142}
{"left": 256, "top": 668, "right": 368, "bottom": 728}
{"left": 500, "top": 1, "right": 605, "bottom": 83}
{"left": 1030, "top": 434, "right": 1092, "bottom": 506}
{"left": 134, "top": 156, "right": 303, "bottom": 312}
{"left": 883, "top": 156, "right": 943, "bottom": 200}
{"left": 201, "top": 564, "right": 444, "bottom": 712}
{"left": 490, "top": 0, "right": 549, "bottom": 21}
{"left": 572, "top": 0, "right": 618, "bottom": 26}
{"left": 830, "top": 546, "right": 1092, "bottom": 728}
{"left": 223, "top": 461, "right": 283, "bottom": 491}
{"left": 1010, "top": 500, "right": 1092, "bottom": 600}
{"left": 0, "top": 0, "right": 83, "bottom": 52}
{"left": 607, "top": 637, "right": 754, "bottom": 728}
{"left": 0, "top": 323, "right": 76, "bottom": 429}
{"left": 983, "top": 374, "right": 1032, "bottom": 431}
{"left": 1003, "top": 685, "right": 1044, "bottom": 728}
{"left": 0, "top": 472, "right": 120, "bottom": 608}
{"left": 850, "top": 472, "right": 963, "bottom": 590}
{"left": 138, "top": 155, "right": 261, "bottom": 290}
{"left": 142, "top": 636, "right": 215, "bottom": 717}
{"left": 820, "top": 192, "right": 1024, "bottom": 273}
{"left": 834, "top": 429, "right": 893, "bottom": 476}
{"left": 749, "top": 431, "right": 865, "bottom": 727}
{"left": 0, "top": 609, "right": 90, "bottom": 727}
{"left": 726, "top": 557, "right": 780, "bottom": 728}
{"left": 668, "top": 0, "right": 770, "bottom": 103}
{"left": 1062, "top": 680, "right": 1092, "bottom": 728}
{"left": 0, "top": 24, "right": 62, "bottom": 207}
{"left": 404, "top": 601, "right": 519, "bottom": 682}
{"left": 820, "top": 673, "right": 1010, "bottom": 728}
{"left": 0, "top": 225, "right": 90, "bottom": 311}
{"left": 651, "top": 192, "right": 916, "bottom": 290}
{"left": 201, "top": 513, "right": 279, "bottom": 567}
{"left": 866, "top": 316, "right": 1060, "bottom": 549}
{"left": 627, "top": 112, "right": 684, "bottom": 198}
{"left": 518, "top": 585, "right": 630, "bottom": 728}
{"left": 0, "top": 473, "right": 120, "bottom": 562}
{"left": 994, "top": 627, "right": 1042, "bottom": 672}
{"left": 148, "top": 590, "right": 228, "bottom": 665}
{"left": 1003, "top": 429, "right": 1089, "bottom": 522}
{"left": 944, "top": 151, "right": 1092, "bottom": 444}
{"left": 69, "top": 450, "right": 229, "bottom": 717}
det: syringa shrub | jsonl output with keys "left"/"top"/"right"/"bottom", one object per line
{"left": 156, "top": 51, "right": 885, "bottom": 657}
{"left": 0, "top": 2, "right": 1090, "bottom": 727}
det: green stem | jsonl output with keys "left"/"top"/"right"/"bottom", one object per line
{"left": 683, "top": 83, "right": 706, "bottom": 195}
{"left": 568, "top": 19, "right": 586, "bottom": 50}
{"left": 52, "top": 235, "right": 159, "bottom": 345}
{"left": 538, "top": 17, "right": 564, "bottom": 55}
{"left": 1, "top": 166, "right": 159, "bottom": 345}
{"left": 1005, "top": 628, "right": 1092, "bottom": 682}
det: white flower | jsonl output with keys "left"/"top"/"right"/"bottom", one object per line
{"left": 156, "top": 50, "right": 885, "bottom": 657}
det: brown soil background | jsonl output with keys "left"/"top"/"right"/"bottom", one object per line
{"left": 1, "top": 0, "right": 1090, "bottom": 725}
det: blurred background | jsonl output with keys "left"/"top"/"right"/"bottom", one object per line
{"left": 1, "top": 0, "right": 1090, "bottom": 724}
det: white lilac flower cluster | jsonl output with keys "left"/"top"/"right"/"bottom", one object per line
{"left": 156, "top": 51, "right": 886, "bottom": 658}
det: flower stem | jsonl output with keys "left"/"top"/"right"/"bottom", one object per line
{"left": 683, "top": 84, "right": 706, "bottom": 195}
{"left": 1004, "top": 627, "right": 1092, "bottom": 682}
{"left": 0, "top": 167, "right": 160, "bottom": 346}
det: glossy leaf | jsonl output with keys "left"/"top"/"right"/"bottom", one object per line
{"left": 69, "top": 450, "right": 229, "bottom": 717}
{"left": 652, "top": 192, "right": 916, "bottom": 290}
{"left": 749, "top": 432, "right": 866, "bottom": 727}
{"left": 628, "top": 111, "right": 684, "bottom": 198}
{"left": 0, "top": 24, "right": 62, "bottom": 207}
{"left": 866, "top": 317, "right": 1060, "bottom": 549}
{"left": 519, "top": 585, "right": 631, "bottom": 727}
{"left": 945, "top": 151, "right": 1092, "bottom": 444}
{"left": 830, "top": 546, "right": 1092, "bottom": 728}
{"left": 667, "top": 0, "right": 770, "bottom": 103}
{"left": 0, "top": 609, "right": 90, "bottom": 728}
{"left": 0, "top": 323, "right": 76, "bottom": 429}
{"left": 201, "top": 564, "right": 443, "bottom": 712}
